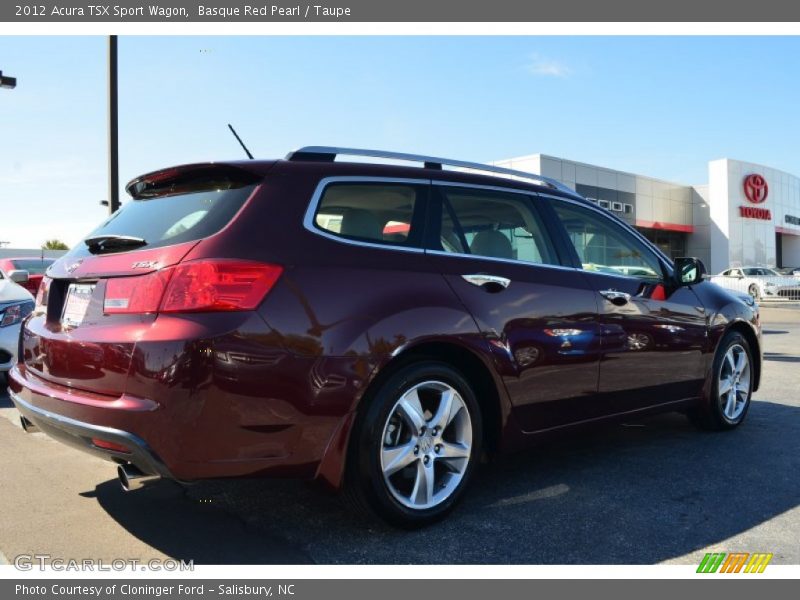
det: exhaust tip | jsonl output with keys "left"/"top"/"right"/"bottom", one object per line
{"left": 19, "top": 415, "right": 38, "bottom": 433}
{"left": 117, "top": 463, "right": 159, "bottom": 492}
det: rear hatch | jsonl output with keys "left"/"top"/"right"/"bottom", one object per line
{"left": 23, "top": 163, "right": 267, "bottom": 395}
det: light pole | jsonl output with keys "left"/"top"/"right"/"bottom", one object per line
{"left": 0, "top": 70, "right": 17, "bottom": 89}
{"left": 108, "top": 36, "right": 120, "bottom": 215}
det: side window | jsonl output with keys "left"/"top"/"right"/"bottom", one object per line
{"left": 313, "top": 183, "right": 423, "bottom": 247}
{"left": 551, "top": 201, "right": 664, "bottom": 281}
{"left": 434, "top": 187, "right": 559, "bottom": 266}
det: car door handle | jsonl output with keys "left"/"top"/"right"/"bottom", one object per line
{"left": 461, "top": 274, "right": 511, "bottom": 290}
{"left": 599, "top": 289, "right": 631, "bottom": 305}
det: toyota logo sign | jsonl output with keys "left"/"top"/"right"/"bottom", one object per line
{"left": 744, "top": 174, "right": 768, "bottom": 204}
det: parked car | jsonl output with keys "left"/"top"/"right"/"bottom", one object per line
{"left": 709, "top": 266, "right": 800, "bottom": 300}
{"left": 0, "top": 270, "right": 35, "bottom": 386}
{"left": 776, "top": 266, "right": 800, "bottom": 277}
{"left": 8, "top": 147, "right": 762, "bottom": 527}
{"left": 0, "top": 257, "right": 56, "bottom": 295}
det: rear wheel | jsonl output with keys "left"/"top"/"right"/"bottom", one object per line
{"left": 345, "top": 361, "right": 482, "bottom": 528}
{"left": 690, "top": 331, "right": 753, "bottom": 430}
{"left": 748, "top": 284, "right": 760, "bottom": 301}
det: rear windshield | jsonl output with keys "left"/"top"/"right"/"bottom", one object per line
{"left": 11, "top": 259, "right": 55, "bottom": 275}
{"left": 67, "top": 185, "right": 256, "bottom": 259}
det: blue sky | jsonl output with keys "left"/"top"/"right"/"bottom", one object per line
{"left": 1, "top": 36, "right": 800, "bottom": 248}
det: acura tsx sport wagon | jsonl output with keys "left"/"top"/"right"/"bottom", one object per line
{"left": 9, "top": 147, "right": 762, "bottom": 527}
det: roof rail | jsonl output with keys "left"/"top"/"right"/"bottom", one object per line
{"left": 285, "top": 146, "right": 575, "bottom": 194}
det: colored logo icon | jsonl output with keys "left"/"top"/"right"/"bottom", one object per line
{"left": 744, "top": 174, "right": 769, "bottom": 204}
{"left": 696, "top": 552, "right": 773, "bottom": 573}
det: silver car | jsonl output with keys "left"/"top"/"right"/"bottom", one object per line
{"left": 709, "top": 266, "right": 800, "bottom": 300}
{"left": 0, "top": 269, "right": 35, "bottom": 385}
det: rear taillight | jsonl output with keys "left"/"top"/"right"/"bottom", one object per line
{"left": 104, "top": 269, "right": 172, "bottom": 314}
{"left": 103, "top": 260, "right": 283, "bottom": 315}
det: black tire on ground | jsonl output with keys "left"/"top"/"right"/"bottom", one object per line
{"left": 344, "top": 361, "right": 482, "bottom": 529}
{"left": 689, "top": 330, "right": 754, "bottom": 431}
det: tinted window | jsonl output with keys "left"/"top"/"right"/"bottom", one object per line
{"left": 744, "top": 268, "right": 779, "bottom": 276}
{"left": 434, "top": 187, "right": 558, "bottom": 265}
{"left": 65, "top": 185, "right": 256, "bottom": 259}
{"left": 10, "top": 259, "right": 55, "bottom": 275}
{"left": 552, "top": 202, "right": 663, "bottom": 281}
{"left": 314, "top": 183, "right": 424, "bottom": 247}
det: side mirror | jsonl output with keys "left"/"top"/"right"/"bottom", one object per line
{"left": 8, "top": 269, "right": 30, "bottom": 284}
{"left": 673, "top": 257, "right": 706, "bottom": 286}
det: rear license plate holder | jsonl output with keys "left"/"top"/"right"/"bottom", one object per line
{"left": 62, "top": 284, "right": 95, "bottom": 328}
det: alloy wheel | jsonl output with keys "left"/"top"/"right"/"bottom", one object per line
{"left": 718, "top": 343, "right": 751, "bottom": 421}
{"left": 380, "top": 380, "right": 473, "bottom": 510}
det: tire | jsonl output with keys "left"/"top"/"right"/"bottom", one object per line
{"left": 344, "top": 361, "right": 482, "bottom": 528}
{"left": 690, "top": 331, "right": 754, "bottom": 431}
{"left": 748, "top": 284, "right": 760, "bottom": 301}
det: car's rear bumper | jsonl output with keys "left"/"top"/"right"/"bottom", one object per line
{"left": 9, "top": 387, "right": 175, "bottom": 480}
{"left": 7, "top": 349, "right": 362, "bottom": 486}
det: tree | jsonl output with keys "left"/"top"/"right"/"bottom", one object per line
{"left": 42, "top": 239, "right": 69, "bottom": 250}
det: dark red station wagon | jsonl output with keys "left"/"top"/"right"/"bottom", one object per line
{"left": 9, "top": 147, "right": 762, "bottom": 527}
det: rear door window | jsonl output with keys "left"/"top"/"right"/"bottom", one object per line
{"left": 432, "top": 186, "right": 559, "bottom": 266}
{"left": 312, "top": 182, "right": 426, "bottom": 248}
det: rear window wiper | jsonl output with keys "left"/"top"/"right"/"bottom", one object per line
{"left": 84, "top": 234, "right": 147, "bottom": 254}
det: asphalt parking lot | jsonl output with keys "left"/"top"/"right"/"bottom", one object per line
{"left": 1, "top": 305, "right": 798, "bottom": 566}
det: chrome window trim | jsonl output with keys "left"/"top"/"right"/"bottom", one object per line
{"left": 426, "top": 249, "right": 580, "bottom": 273}
{"left": 303, "top": 175, "right": 430, "bottom": 254}
{"left": 432, "top": 179, "right": 564, "bottom": 198}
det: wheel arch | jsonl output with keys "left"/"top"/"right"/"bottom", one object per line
{"left": 724, "top": 320, "right": 762, "bottom": 392}
{"left": 315, "top": 337, "right": 512, "bottom": 490}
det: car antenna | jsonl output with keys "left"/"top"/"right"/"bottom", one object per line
{"left": 227, "top": 123, "right": 254, "bottom": 159}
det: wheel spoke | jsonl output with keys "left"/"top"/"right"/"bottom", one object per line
{"left": 410, "top": 459, "right": 434, "bottom": 506}
{"left": 724, "top": 389, "right": 737, "bottom": 418}
{"left": 739, "top": 372, "right": 751, "bottom": 393}
{"left": 381, "top": 442, "right": 417, "bottom": 476}
{"left": 725, "top": 350, "right": 736, "bottom": 373}
{"left": 430, "top": 388, "right": 458, "bottom": 432}
{"left": 719, "top": 377, "right": 733, "bottom": 395}
{"left": 437, "top": 441, "right": 470, "bottom": 462}
{"left": 397, "top": 388, "right": 426, "bottom": 432}
{"left": 734, "top": 350, "right": 747, "bottom": 375}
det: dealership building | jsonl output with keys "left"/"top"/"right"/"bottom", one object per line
{"left": 493, "top": 154, "right": 800, "bottom": 274}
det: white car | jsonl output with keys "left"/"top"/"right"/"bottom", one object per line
{"left": 0, "top": 269, "right": 35, "bottom": 385}
{"left": 709, "top": 266, "right": 800, "bottom": 300}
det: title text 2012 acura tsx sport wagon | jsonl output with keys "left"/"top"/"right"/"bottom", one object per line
{"left": 9, "top": 147, "right": 762, "bottom": 527}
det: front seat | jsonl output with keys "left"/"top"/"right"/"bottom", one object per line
{"left": 340, "top": 209, "right": 382, "bottom": 240}
{"left": 470, "top": 230, "right": 513, "bottom": 260}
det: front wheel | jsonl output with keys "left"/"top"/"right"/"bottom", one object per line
{"left": 690, "top": 331, "right": 753, "bottom": 430}
{"left": 345, "top": 361, "right": 482, "bottom": 528}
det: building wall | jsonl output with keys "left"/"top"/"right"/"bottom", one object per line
{"left": 493, "top": 153, "right": 800, "bottom": 273}
{"left": 708, "top": 158, "right": 800, "bottom": 272}
{"left": 686, "top": 185, "right": 711, "bottom": 269}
